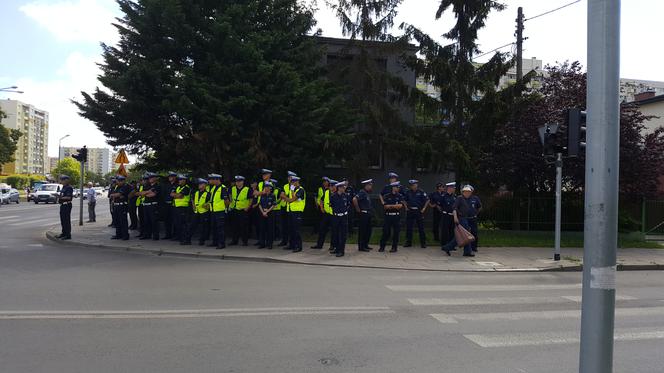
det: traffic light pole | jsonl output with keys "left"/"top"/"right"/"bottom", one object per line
{"left": 554, "top": 153, "right": 562, "bottom": 261}
{"left": 79, "top": 160, "right": 85, "bottom": 226}
{"left": 579, "top": 1, "right": 620, "bottom": 372}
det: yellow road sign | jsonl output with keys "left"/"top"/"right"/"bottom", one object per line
{"left": 117, "top": 164, "right": 128, "bottom": 177}
{"left": 115, "top": 149, "right": 129, "bottom": 164}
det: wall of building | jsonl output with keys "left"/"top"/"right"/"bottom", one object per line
{"left": 0, "top": 100, "right": 49, "bottom": 175}
{"left": 59, "top": 146, "right": 113, "bottom": 175}
{"left": 637, "top": 100, "right": 664, "bottom": 134}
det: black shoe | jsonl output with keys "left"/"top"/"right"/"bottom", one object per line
{"left": 267, "top": 246, "right": 273, "bottom": 250}
{"left": 258, "top": 245, "right": 266, "bottom": 249}
{"left": 107, "top": 224, "right": 114, "bottom": 227}
{"left": 153, "top": 237, "right": 159, "bottom": 241}
{"left": 229, "top": 241, "right": 238, "bottom": 246}
{"left": 207, "top": 244, "right": 217, "bottom": 247}
{"left": 366, "top": 246, "right": 374, "bottom": 251}
{"left": 421, "top": 245, "right": 427, "bottom": 248}
{"left": 139, "top": 236, "right": 150, "bottom": 240}
{"left": 336, "top": 253, "right": 344, "bottom": 257}
{"left": 61, "top": 236, "right": 71, "bottom": 240}
{"left": 110, "top": 236, "right": 119, "bottom": 240}
{"left": 472, "top": 248, "right": 478, "bottom": 252}
{"left": 359, "top": 248, "right": 371, "bottom": 252}
{"left": 277, "top": 242, "right": 287, "bottom": 247}
{"left": 443, "top": 248, "right": 451, "bottom": 256}
{"left": 389, "top": 248, "right": 397, "bottom": 253}
{"left": 241, "top": 243, "right": 248, "bottom": 247}
{"left": 216, "top": 244, "right": 226, "bottom": 249}
{"left": 450, "top": 247, "right": 457, "bottom": 251}
{"left": 122, "top": 237, "right": 129, "bottom": 241}
{"left": 254, "top": 242, "right": 261, "bottom": 246}
{"left": 463, "top": 253, "right": 475, "bottom": 257}
{"left": 55, "top": 234, "right": 64, "bottom": 238}
{"left": 378, "top": 248, "right": 385, "bottom": 252}
{"left": 163, "top": 236, "right": 172, "bottom": 240}
{"left": 180, "top": 241, "right": 191, "bottom": 245}
{"left": 310, "top": 245, "right": 322, "bottom": 249}
{"left": 403, "top": 243, "right": 412, "bottom": 248}
{"left": 292, "top": 248, "right": 302, "bottom": 253}
{"left": 198, "top": 241, "right": 206, "bottom": 246}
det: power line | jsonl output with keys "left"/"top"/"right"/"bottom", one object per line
{"left": 525, "top": 0, "right": 581, "bottom": 22}
{"left": 475, "top": 42, "right": 514, "bottom": 59}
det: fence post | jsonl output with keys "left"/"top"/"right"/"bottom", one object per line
{"left": 641, "top": 197, "right": 646, "bottom": 234}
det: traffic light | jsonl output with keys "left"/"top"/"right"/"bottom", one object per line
{"left": 565, "top": 108, "right": 586, "bottom": 157}
{"left": 538, "top": 123, "right": 560, "bottom": 162}
{"left": 72, "top": 146, "right": 88, "bottom": 163}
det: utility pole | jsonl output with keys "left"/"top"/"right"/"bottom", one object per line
{"left": 515, "top": 6, "right": 524, "bottom": 82}
{"left": 579, "top": 0, "right": 620, "bottom": 372}
{"left": 554, "top": 153, "right": 562, "bottom": 261}
{"left": 79, "top": 158, "right": 85, "bottom": 226}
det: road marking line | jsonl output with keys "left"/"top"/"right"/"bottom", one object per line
{"left": 431, "top": 306, "right": 664, "bottom": 323}
{"left": 387, "top": 284, "right": 581, "bottom": 292}
{"left": 8, "top": 218, "right": 54, "bottom": 226}
{"left": 0, "top": 215, "right": 19, "bottom": 221}
{"left": 409, "top": 296, "right": 579, "bottom": 306}
{"left": 464, "top": 328, "right": 664, "bottom": 348}
{"left": 561, "top": 295, "right": 635, "bottom": 302}
{"left": 0, "top": 307, "right": 394, "bottom": 320}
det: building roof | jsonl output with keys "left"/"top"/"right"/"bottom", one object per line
{"left": 635, "top": 94, "right": 664, "bottom": 106}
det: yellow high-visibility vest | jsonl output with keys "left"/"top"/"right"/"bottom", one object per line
{"left": 193, "top": 190, "right": 209, "bottom": 214}
{"left": 323, "top": 189, "right": 333, "bottom": 214}
{"left": 289, "top": 186, "right": 306, "bottom": 212}
{"left": 136, "top": 185, "right": 144, "bottom": 206}
{"left": 231, "top": 186, "right": 251, "bottom": 210}
{"left": 174, "top": 185, "right": 190, "bottom": 207}
{"left": 210, "top": 185, "right": 227, "bottom": 212}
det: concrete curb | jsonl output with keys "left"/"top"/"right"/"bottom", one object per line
{"left": 44, "top": 231, "right": 663, "bottom": 273}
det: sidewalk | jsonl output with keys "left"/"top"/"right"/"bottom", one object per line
{"left": 46, "top": 218, "right": 664, "bottom": 272}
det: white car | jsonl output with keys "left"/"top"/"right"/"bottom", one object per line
{"left": 33, "top": 184, "right": 63, "bottom": 204}
{"left": 0, "top": 188, "right": 20, "bottom": 204}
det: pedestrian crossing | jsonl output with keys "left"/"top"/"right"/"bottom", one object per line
{"left": 386, "top": 281, "right": 664, "bottom": 349}
{"left": 0, "top": 210, "right": 111, "bottom": 227}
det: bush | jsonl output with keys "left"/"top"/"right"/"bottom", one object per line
{"left": 5, "top": 174, "right": 30, "bottom": 189}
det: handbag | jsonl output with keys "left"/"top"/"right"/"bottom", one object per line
{"left": 454, "top": 224, "right": 475, "bottom": 247}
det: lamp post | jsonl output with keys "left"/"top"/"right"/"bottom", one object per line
{"left": 0, "top": 85, "right": 24, "bottom": 93}
{"left": 58, "top": 134, "right": 70, "bottom": 163}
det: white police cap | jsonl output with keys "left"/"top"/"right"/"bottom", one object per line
{"left": 462, "top": 184, "right": 474, "bottom": 192}
{"left": 446, "top": 182, "right": 456, "bottom": 187}
{"left": 361, "top": 179, "right": 373, "bottom": 184}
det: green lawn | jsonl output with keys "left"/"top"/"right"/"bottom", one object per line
{"left": 300, "top": 228, "right": 662, "bottom": 249}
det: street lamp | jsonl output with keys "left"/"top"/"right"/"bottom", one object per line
{"left": 0, "top": 85, "right": 24, "bottom": 94}
{"left": 58, "top": 134, "right": 70, "bottom": 163}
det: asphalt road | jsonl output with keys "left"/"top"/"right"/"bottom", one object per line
{"left": 1, "top": 200, "right": 664, "bottom": 373}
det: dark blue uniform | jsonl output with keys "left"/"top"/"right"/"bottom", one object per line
{"left": 174, "top": 184, "right": 192, "bottom": 244}
{"left": 141, "top": 182, "right": 161, "bottom": 240}
{"left": 345, "top": 184, "right": 355, "bottom": 236}
{"left": 59, "top": 185, "right": 74, "bottom": 239}
{"left": 442, "top": 195, "right": 482, "bottom": 255}
{"left": 462, "top": 196, "right": 482, "bottom": 252}
{"left": 210, "top": 184, "right": 229, "bottom": 249}
{"left": 258, "top": 193, "right": 277, "bottom": 249}
{"left": 111, "top": 184, "right": 132, "bottom": 240}
{"left": 355, "top": 189, "right": 373, "bottom": 251}
{"left": 379, "top": 192, "right": 403, "bottom": 252}
{"left": 330, "top": 191, "right": 350, "bottom": 256}
{"left": 163, "top": 181, "right": 177, "bottom": 239}
{"left": 404, "top": 188, "right": 428, "bottom": 247}
{"left": 429, "top": 191, "right": 444, "bottom": 241}
{"left": 381, "top": 184, "right": 405, "bottom": 198}
{"left": 439, "top": 193, "right": 457, "bottom": 245}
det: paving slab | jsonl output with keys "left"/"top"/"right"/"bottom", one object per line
{"left": 44, "top": 218, "right": 664, "bottom": 272}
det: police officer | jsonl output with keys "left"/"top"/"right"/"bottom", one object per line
{"left": 311, "top": 177, "right": 330, "bottom": 249}
{"left": 403, "top": 179, "right": 428, "bottom": 248}
{"left": 312, "top": 179, "right": 336, "bottom": 250}
{"left": 108, "top": 177, "right": 116, "bottom": 228}
{"left": 379, "top": 172, "right": 400, "bottom": 205}
{"left": 439, "top": 182, "right": 457, "bottom": 246}
{"left": 229, "top": 175, "right": 253, "bottom": 246}
{"left": 255, "top": 169, "right": 273, "bottom": 243}
{"left": 284, "top": 176, "right": 305, "bottom": 252}
{"left": 110, "top": 175, "right": 131, "bottom": 240}
{"left": 330, "top": 181, "right": 350, "bottom": 257}
{"left": 132, "top": 175, "right": 148, "bottom": 238}
{"left": 277, "top": 171, "right": 297, "bottom": 247}
{"left": 270, "top": 178, "right": 282, "bottom": 241}
{"left": 257, "top": 182, "right": 277, "bottom": 249}
{"left": 172, "top": 174, "right": 191, "bottom": 245}
{"left": 57, "top": 175, "right": 74, "bottom": 240}
{"left": 128, "top": 179, "right": 139, "bottom": 230}
{"left": 379, "top": 181, "right": 404, "bottom": 253}
{"left": 139, "top": 172, "right": 161, "bottom": 240}
{"left": 442, "top": 185, "right": 482, "bottom": 257}
{"left": 428, "top": 182, "right": 445, "bottom": 242}
{"left": 208, "top": 173, "right": 229, "bottom": 249}
{"left": 353, "top": 179, "right": 374, "bottom": 252}
{"left": 162, "top": 171, "right": 178, "bottom": 240}
{"left": 188, "top": 178, "right": 211, "bottom": 245}
{"left": 342, "top": 178, "right": 356, "bottom": 236}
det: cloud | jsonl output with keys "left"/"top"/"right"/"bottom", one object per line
{"left": 19, "top": 0, "right": 120, "bottom": 44}
{"left": 11, "top": 52, "right": 111, "bottom": 156}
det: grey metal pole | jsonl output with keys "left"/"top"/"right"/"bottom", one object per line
{"left": 554, "top": 152, "right": 562, "bottom": 261}
{"left": 516, "top": 7, "right": 524, "bottom": 82}
{"left": 79, "top": 160, "right": 85, "bottom": 226}
{"left": 579, "top": 1, "right": 620, "bottom": 372}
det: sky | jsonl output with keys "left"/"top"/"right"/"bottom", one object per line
{"left": 0, "top": 0, "right": 662, "bottom": 157}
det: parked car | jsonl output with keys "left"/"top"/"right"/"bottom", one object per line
{"left": 33, "top": 184, "right": 63, "bottom": 204}
{"left": 1, "top": 188, "right": 20, "bottom": 204}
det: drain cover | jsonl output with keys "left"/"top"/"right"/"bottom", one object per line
{"left": 319, "top": 357, "right": 340, "bottom": 366}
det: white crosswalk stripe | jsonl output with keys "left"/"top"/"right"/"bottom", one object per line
{"left": 431, "top": 306, "right": 664, "bottom": 323}
{"left": 464, "top": 328, "right": 664, "bottom": 348}
{"left": 408, "top": 295, "right": 635, "bottom": 306}
{"left": 387, "top": 284, "right": 582, "bottom": 292}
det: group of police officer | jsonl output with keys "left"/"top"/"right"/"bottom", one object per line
{"left": 61, "top": 169, "right": 482, "bottom": 258}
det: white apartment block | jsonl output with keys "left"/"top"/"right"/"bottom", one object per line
{"left": 60, "top": 146, "right": 113, "bottom": 175}
{"left": 0, "top": 99, "right": 49, "bottom": 175}
{"left": 620, "top": 78, "right": 664, "bottom": 103}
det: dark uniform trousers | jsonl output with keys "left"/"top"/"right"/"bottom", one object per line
{"left": 211, "top": 211, "right": 226, "bottom": 247}
{"left": 380, "top": 213, "right": 401, "bottom": 250}
{"left": 331, "top": 214, "right": 348, "bottom": 255}
{"left": 258, "top": 213, "right": 275, "bottom": 248}
{"left": 443, "top": 218, "right": 472, "bottom": 256}
{"left": 128, "top": 200, "right": 138, "bottom": 230}
{"left": 278, "top": 211, "right": 290, "bottom": 245}
{"left": 358, "top": 211, "right": 372, "bottom": 250}
{"left": 109, "top": 199, "right": 116, "bottom": 227}
{"left": 405, "top": 209, "right": 426, "bottom": 246}
{"left": 142, "top": 203, "right": 159, "bottom": 239}
{"left": 230, "top": 209, "right": 249, "bottom": 245}
{"left": 316, "top": 213, "right": 331, "bottom": 248}
{"left": 137, "top": 205, "right": 145, "bottom": 236}
{"left": 467, "top": 217, "right": 479, "bottom": 252}
{"left": 162, "top": 204, "right": 174, "bottom": 239}
{"left": 440, "top": 213, "right": 455, "bottom": 246}
{"left": 288, "top": 212, "right": 303, "bottom": 250}
{"left": 60, "top": 202, "right": 72, "bottom": 237}
{"left": 272, "top": 210, "right": 282, "bottom": 240}
{"left": 432, "top": 208, "right": 441, "bottom": 241}
{"left": 114, "top": 203, "right": 129, "bottom": 239}
{"left": 175, "top": 207, "right": 190, "bottom": 243}
{"left": 189, "top": 212, "right": 210, "bottom": 244}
